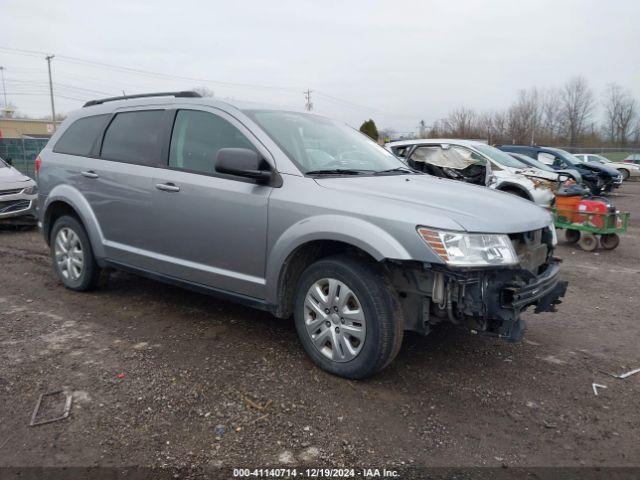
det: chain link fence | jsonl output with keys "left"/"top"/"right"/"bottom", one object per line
{"left": 0, "top": 138, "right": 49, "bottom": 179}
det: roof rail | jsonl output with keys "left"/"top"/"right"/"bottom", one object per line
{"left": 83, "top": 91, "right": 202, "bottom": 107}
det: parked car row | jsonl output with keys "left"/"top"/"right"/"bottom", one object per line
{"left": 574, "top": 153, "right": 640, "bottom": 180}
{"left": 386, "top": 140, "right": 627, "bottom": 202}
{"left": 31, "top": 91, "right": 569, "bottom": 379}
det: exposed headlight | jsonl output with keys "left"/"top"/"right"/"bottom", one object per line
{"left": 22, "top": 184, "right": 38, "bottom": 195}
{"left": 417, "top": 227, "right": 518, "bottom": 266}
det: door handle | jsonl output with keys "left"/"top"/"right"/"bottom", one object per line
{"left": 81, "top": 170, "right": 99, "bottom": 179}
{"left": 155, "top": 182, "right": 180, "bottom": 192}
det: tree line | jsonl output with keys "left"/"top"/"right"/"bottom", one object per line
{"left": 420, "top": 77, "right": 638, "bottom": 148}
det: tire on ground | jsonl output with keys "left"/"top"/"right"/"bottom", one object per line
{"left": 293, "top": 254, "right": 404, "bottom": 379}
{"left": 50, "top": 215, "right": 102, "bottom": 291}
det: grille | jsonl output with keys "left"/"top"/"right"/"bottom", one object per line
{"left": 0, "top": 188, "right": 24, "bottom": 196}
{"left": 0, "top": 199, "right": 31, "bottom": 214}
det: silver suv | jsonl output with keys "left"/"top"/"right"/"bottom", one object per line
{"left": 37, "top": 91, "right": 567, "bottom": 379}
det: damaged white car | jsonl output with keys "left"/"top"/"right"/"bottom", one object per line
{"left": 386, "top": 139, "right": 557, "bottom": 207}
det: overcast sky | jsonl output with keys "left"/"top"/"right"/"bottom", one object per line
{"left": 2, "top": 0, "right": 639, "bottom": 132}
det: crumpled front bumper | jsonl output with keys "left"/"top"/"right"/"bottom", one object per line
{"left": 485, "top": 259, "right": 567, "bottom": 341}
{"left": 427, "top": 258, "right": 568, "bottom": 343}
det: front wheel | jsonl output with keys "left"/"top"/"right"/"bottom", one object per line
{"left": 293, "top": 255, "right": 403, "bottom": 379}
{"left": 620, "top": 169, "right": 630, "bottom": 181}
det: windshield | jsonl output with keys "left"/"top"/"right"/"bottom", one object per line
{"left": 245, "top": 110, "right": 406, "bottom": 174}
{"left": 473, "top": 143, "right": 528, "bottom": 168}
{"left": 545, "top": 147, "right": 582, "bottom": 166}
{"left": 514, "top": 154, "right": 556, "bottom": 172}
{"left": 593, "top": 155, "right": 611, "bottom": 164}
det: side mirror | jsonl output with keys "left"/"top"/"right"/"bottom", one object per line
{"left": 215, "top": 148, "right": 273, "bottom": 183}
{"left": 5, "top": 157, "right": 12, "bottom": 166}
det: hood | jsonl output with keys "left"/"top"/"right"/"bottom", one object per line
{"left": 581, "top": 161, "right": 619, "bottom": 177}
{"left": 0, "top": 166, "right": 31, "bottom": 184}
{"left": 315, "top": 174, "right": 552, "bottom": 234}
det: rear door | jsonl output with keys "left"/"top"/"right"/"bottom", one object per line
{"left": 149, "top": 108, "right": 272, "bottom": 299}
{"left": 85, "top": 109, "right": 170, "bottom": 265}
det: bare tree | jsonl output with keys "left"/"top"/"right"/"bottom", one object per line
{"left": 539, "top": 88, "right": 562, "bottom": 143}
{"left": 559, "top": 77, "right": 595, "bottom": 147}
{"left": 602, "top": 83, "right": 637, "bottom": 146}
{"left": 443, "top": 106, "right": 479, "bottom": 138}
{"left": 506, "top": 88, "right": 541, "bottom": 145}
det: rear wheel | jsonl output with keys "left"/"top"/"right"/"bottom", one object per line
{"left": 600, "top": 233, "right": 620, "bottom": 250}
{"left": 577, "top": 232, "right": 598, "bottom": 251}
{"left": 293, "top": 255, "right": 403, "bottom": 379}
{"left": 50, "top": 215, "right": 102, "bottom": 291}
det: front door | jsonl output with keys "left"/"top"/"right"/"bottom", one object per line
{"left": 150, "top": 108, "right": 272, "bottom": 299}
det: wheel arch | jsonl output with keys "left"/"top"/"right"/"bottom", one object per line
{"left": 42, "top": 185, "right": 106, "bottom": 260}
{"left": 266, "top": 215, "right": 412, "bottom": 317}
{"left": 496, "top": 182, "right": 533, "bottom": 201}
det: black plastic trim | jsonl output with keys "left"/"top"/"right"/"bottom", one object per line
{"left": 83, "top": 91, "right": 201, "bottom": 107}
{"left": 104, "top": 260, "right": 277, "bottom": 314}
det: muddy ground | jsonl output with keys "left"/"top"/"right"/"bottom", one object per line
{"left": 1, "top": 182, "right": 639, "bottom": 475}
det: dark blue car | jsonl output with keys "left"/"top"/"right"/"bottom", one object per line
{"left": 495, "top": 145, "right": 621, "bottom": 194}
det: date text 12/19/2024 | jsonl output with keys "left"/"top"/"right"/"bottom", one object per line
{"left": 232, "top": 468, "right": 400, "bottom": 478}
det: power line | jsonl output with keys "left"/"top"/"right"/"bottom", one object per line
{"left": 0, "top": 45, "right": 417, "bottom": 121}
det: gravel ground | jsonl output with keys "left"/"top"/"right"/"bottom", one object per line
{"left": 1, "top": 182, "right": 639, "bottom": 475}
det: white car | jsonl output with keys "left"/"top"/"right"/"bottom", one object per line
{"left": 574, "top": 153, "right": 640, "bottom": 180}
{"left": 386, "top": 139, "right": 556, "bottom": 207}
{"left": 0, "top": 156, "right": 38, "bottom": 224}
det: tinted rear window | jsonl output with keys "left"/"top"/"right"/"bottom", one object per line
{"left": 53, "top": 114, "right": 110, "bottom": 156}
{"left": 101, "top": 110, "right": 165, "bottom": 165}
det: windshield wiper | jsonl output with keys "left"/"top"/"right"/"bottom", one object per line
{"left": 306, "top": 169, "right": 371, "bottom": 176}
{"left": 373, "top": 167, "right": 419, "bottom": 175}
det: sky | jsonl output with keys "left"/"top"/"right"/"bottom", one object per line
{"left": 1, "top": 0, "right": 639, "bottom": 133}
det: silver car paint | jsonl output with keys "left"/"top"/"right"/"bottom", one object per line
{"left": 39, "top": 97, "right": 553, "bottom": 307}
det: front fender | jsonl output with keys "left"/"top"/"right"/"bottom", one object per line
{"left": 42, "top": 184, "right": 106, "bottom": 260}
{"left": 265, "top": 215, "right": 412, "bottom": 304}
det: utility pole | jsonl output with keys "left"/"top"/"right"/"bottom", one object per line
{"left": 0, "top": 66, "right": 7, "bottom": 109}
{"left": 303, "top": 89, "right": 313, "bottom": 111}
{"left": 45, "top": 55, "right": 56, "bottom": 128}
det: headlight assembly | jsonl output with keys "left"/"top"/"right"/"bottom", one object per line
{"left": 22, "top": 185, "right": 38, "bottom": 195}
{"left": 417, "top": 227, "right": 518, "bottom": 266}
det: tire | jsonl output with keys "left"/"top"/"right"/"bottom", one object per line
{"left": 293, "top": 255, "right": 404, "bottom": 379}
{"left": 600, "top": 233, "right": 620, "bottom": 250}
{"left": 577, "top": 232, "right": 598, "bottom": 251}
{"left": 565, "top": 229, "right": 580, "bottom": 244}
{"left": 620, "top": 169, "right": 630, "bottom": 181}
{"left": 50, "top": 215, "right": 102, "bottom": 291}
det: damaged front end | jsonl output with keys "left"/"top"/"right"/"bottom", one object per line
{"left": 391, "top": 226, "right": 568, "bottom": 342}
